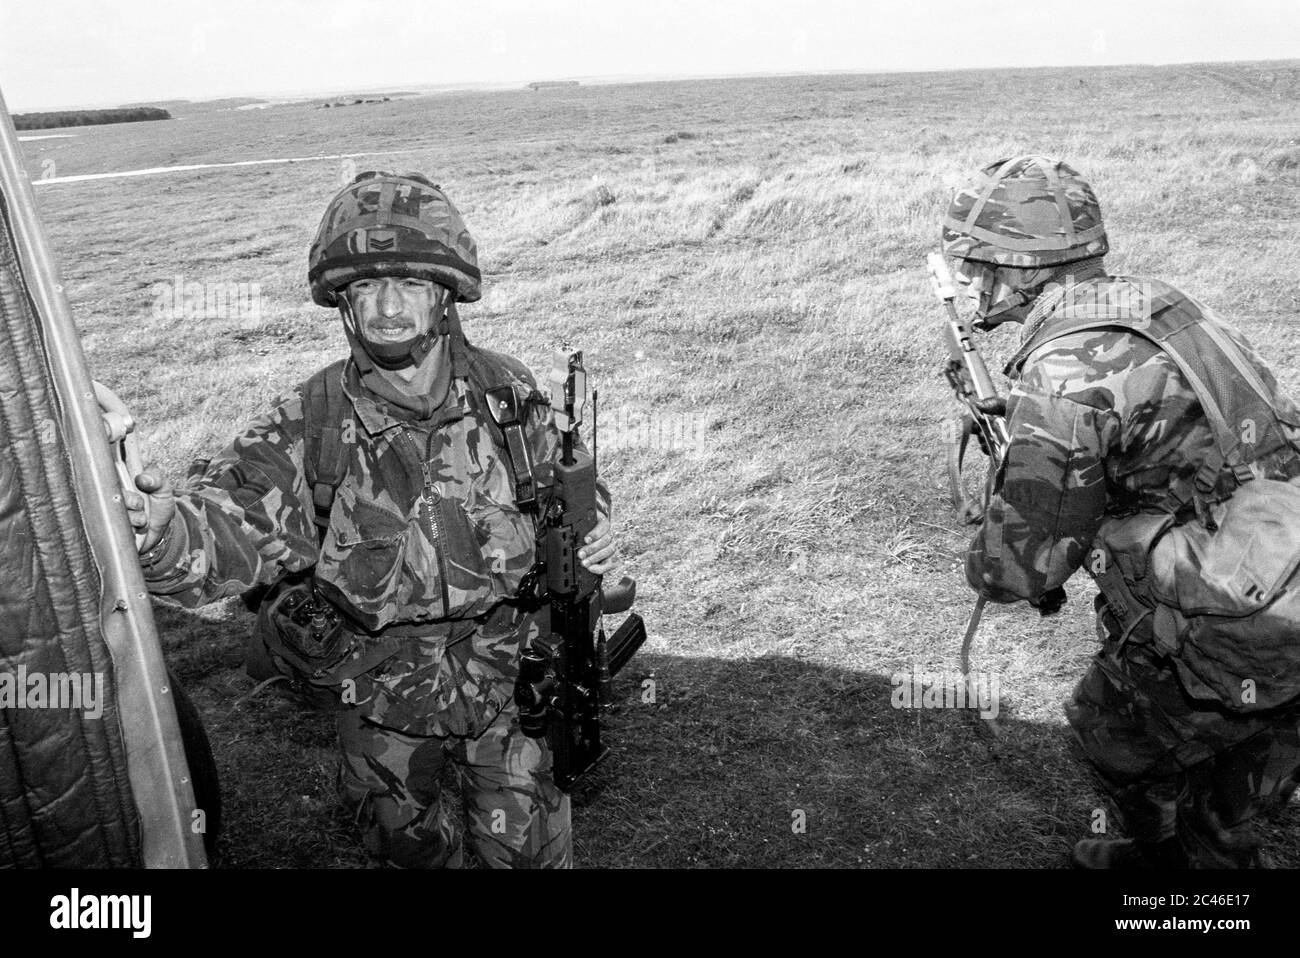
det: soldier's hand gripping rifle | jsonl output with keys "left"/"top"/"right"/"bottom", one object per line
{"left": 513, "top": 348, "right": 647, "bottom": 791}
{"left": 929, "top": 252, "right": 1010, "bottom": 527}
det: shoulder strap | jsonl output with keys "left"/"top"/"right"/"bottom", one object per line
{"left": 302, "top": 359, "right": 351, "bottom": 543}
{"left": 1015, "top": 277, "right": 1300, "bottom": 511}
{"left": 461, "top": 342, "right": 547, "bottom": 511}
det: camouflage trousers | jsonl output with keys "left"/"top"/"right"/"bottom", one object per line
{"left": 1067, "top": 603, "right": 1300, "bottom": 867}
{"left": 337, "top": 701, "right": 571, "bottom": 868}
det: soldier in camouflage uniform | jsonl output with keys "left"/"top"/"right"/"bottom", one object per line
{"left": 121, "top": 171, "right": 616, "bottom": 868}
{"left": 944, "top": 155, "right": 1300, "bottom": 867}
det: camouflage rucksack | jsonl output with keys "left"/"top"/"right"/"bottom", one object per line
{"left": 1012, "top": 277, "right": 1300, "bottom": 712}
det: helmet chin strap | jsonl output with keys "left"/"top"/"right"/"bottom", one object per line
{"left": 970, "top": 263, "right": 1058, "bottom": 330}
{"left": 972, "top": 257, "right": 1108, "bottom": 330}
{"left": 974, "top": 287, "right": 1035, "bottom": 330}
{"left": 338, "top": 287, "right": 451, "bottom": 370}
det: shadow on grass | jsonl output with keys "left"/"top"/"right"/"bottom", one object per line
{"left": 577, "top": 651, "right": 1100, "bottom": 868}
{"left": 151, "top": 603, "right": 1300, "bottom": 869}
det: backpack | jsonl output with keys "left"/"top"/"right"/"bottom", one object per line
{"left": 1014, "top": 277, "right": 1300, "bottom": 712}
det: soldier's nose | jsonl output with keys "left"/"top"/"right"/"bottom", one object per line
{"left": 378, "top": 280, "right": 403, "bottom": 316}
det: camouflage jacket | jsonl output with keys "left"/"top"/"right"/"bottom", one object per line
{"left": 966, "top": 273, "right": 1300, "bottom": 606}
{"left": 142, "top": 343, "right": 609, "bottom": 736}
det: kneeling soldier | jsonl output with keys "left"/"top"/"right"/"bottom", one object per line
{"left": 124, "top": 171, "right": 616, "bottom": 868}
{"left": 944, "top": 155, "right": 1300, "bottom": 868}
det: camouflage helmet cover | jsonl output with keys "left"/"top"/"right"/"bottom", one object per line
{"left": 941, "top": 155, "right": 1109, "bottom": 268}
{"left": 309, "top": 171, "right": 482, "bottom": 306}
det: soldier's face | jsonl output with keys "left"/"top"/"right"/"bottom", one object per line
{"left": 952, "top": 259, "right": 994, "bottom": 303}
{"left": 347, "top": 276, "right": 444, "bottom": 343}
{"left": 953, "top": 260, "right": 1028, "bottom": 324}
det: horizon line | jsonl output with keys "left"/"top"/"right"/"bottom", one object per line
{"left": 11, "top": 55, "right": 1298, "bottom": 115}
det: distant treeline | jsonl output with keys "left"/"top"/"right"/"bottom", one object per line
{"left": 14, "top": 107, "right": 171, "bottom": 131}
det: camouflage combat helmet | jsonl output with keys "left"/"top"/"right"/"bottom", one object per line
{"left": 308, "top": 171, "right": 482, "bottom": 306}
{"left": 941, "top": 155, "right": 1108, "bottom": 268}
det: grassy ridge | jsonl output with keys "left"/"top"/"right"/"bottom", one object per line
{"left": 27, "top": 61, "right": 1300, "bottom": 867}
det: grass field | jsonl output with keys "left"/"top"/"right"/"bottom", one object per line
{"left": 24, "top": 60, "right": 1300, "bottom": 867}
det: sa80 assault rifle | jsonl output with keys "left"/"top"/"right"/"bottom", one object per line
{"left": 928, "top": 252, "right": 1009, "bottom": 526}
{"left": 928, "top": 253, "right": 1063, "bottom": 675}
{"left": 512, "top": 349, "right": 647, "bottom": 792}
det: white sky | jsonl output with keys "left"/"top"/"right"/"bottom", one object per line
{"left": 1, "top": 0, "right": 1297, "bottom": 111}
